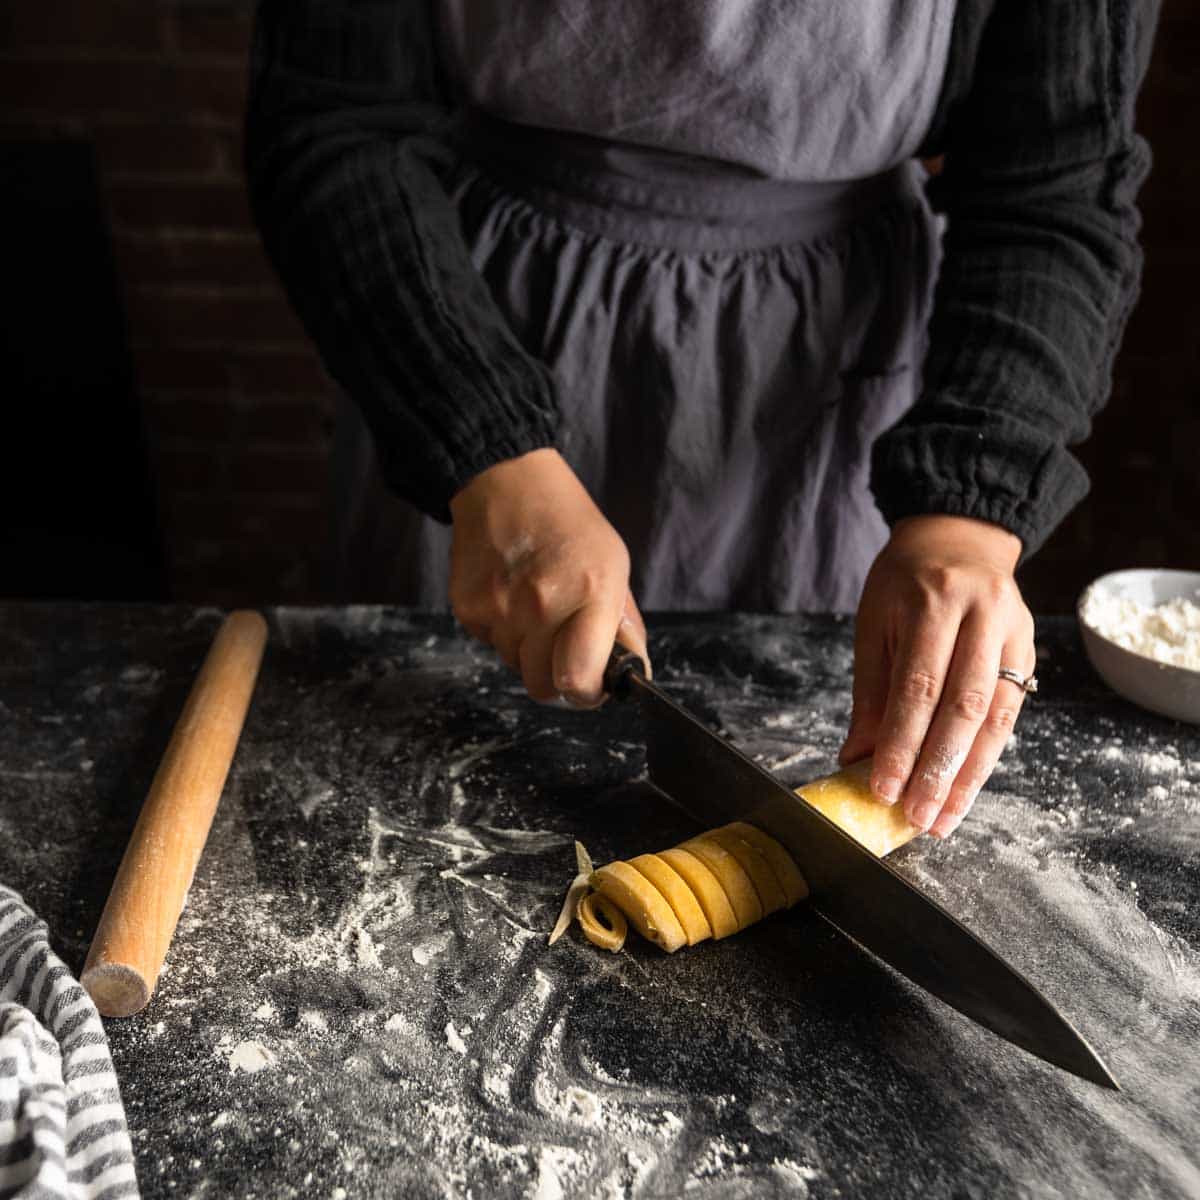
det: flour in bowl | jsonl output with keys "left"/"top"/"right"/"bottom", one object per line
{"left": 1080, "top": 587, "right": 1200, "bottom": 669}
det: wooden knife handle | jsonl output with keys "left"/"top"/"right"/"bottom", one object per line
{"left": 81, "top": 610, "right": 268, "bottom": 1017}
{"left": 602, "top": 643, "right": 648, "bottom": 701}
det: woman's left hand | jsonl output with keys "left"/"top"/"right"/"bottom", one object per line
{"left": 838, "top": 514, "right": 1035, "bottom": 839}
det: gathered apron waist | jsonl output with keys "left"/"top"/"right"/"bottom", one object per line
{"left": 454, "top": 108, "right": 918, "bottom": 254}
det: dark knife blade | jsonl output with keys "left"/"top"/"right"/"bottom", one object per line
{"left": 607, "top": 652, "right": 1117, "bottom": 1089}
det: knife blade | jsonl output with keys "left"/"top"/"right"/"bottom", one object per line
{"left": 604, "top": 648, "right": 1118, "bottom": 1089}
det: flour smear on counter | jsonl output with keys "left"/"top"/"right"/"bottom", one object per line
{"left": 166, "top": 760, "right": 1200, "bottom": 1198}
{"left": 84, "top": 611, "right": 1199, "bottom": 1200}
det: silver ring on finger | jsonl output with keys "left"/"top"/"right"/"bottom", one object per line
{"left": 997, "top": 666, "right": 1038, "bottom": 694}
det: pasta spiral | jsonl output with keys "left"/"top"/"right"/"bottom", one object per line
{"left": 565, "top": 759, "right": 919, "bottom": 954}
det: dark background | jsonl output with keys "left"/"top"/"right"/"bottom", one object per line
{"left": 0, "top": 1, "right": 1195, "bottom": 610}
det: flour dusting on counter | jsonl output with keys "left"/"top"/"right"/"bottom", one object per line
{"left": 226, "top": 1039, "right": 276, "bottom": 1074}
{"left": 4, "top": 607, "right": 1198, "bottom": 1200}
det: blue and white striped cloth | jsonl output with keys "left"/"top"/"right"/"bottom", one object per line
{"left": 1, "top": 885, "right": 138, "bottom": 1199}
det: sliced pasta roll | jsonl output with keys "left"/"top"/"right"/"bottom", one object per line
{"left": 563, "top": 757, "right": 920, "bottom": 953}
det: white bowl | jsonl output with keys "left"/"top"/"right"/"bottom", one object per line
{"left": 1076, "top": 568, "right": 1200, "bottom": 724}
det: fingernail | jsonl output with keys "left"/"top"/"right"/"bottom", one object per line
{"left": 910, "top": 800, "right": 942, "bottom": 830}
{"left": 872, "top": 775, "right": 902, "bottom": 805}
{"left": 929, "top": 813, "right": 962, "bottom": 840}
{"left": 555, "top": 673, "right": 585, "bottom": 700}
{"left": 931, "top": 789, "right": 976, "bottom": 838}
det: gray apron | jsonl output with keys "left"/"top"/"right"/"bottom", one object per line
{"left": 332, "top": 1, "right": 953, "bottom": 612}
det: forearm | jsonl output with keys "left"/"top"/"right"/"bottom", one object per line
{"left": 244, "top": 0, "right": 560, "bottom": 522}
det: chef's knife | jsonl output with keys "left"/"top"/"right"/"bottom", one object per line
{"left": 603, "top": 648, "right": 1119, "bottom": 1089}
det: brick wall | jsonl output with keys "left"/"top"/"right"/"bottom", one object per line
{"left": 1, "top": 0, "right": 336, "bottom": 605}
{"left": 1, "top": 1, "right": 1196, "bottom": 609}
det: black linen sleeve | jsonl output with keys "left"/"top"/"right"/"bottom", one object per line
{"left": 871, "top": 0, "right": 1160, "bottom": 556}
{"left": 244, "top": 0, "right": 560, "bottom": 523}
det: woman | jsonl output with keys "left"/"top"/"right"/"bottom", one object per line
{"left": 245, "top": 1, "right": 1157, "bottom": 839}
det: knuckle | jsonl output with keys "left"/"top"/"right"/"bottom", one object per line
{"left": 918, "top": 565, "right": 957, "bottom": 602}
{"left": 586, "top": 548, "right": 628, "bottom": 598}
{"left": 576, "top": 566, "right": 604, "bottom": 601}
{"left": 982, "top": 571, "right": 1010, "bottom": 604}
{"left": 987, "top": 704, "right": 1020, "bottom": 736}
{"left": 873, "top": 746, "right": 916, "bottom": 779}
{"left": 524, "top": 573, "right": 561, "bottom": 622}
{"left": 915, "top": 745, "right": 966, "bottom": 793}
{"left": 959, "top": 764, "right": 990, "bottom": 795}
{"left": 911, "top": 582, "right": 944, "bottom": 618}
{"left": 897, "top": 669, "right": 941, "bottom": 706}
{"left": 951, "top": 689, "right": 991, "bottom": 722}
{"left": 944, "top": 787, "right": 978, "bottom": 817}
{"left": 486, "top": 575, "right": 513, "bottom": 621}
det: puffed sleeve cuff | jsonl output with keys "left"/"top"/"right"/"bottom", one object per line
{"left": 870, "top": 416, "right": 1091, "bottom": 559}
{"left": 342, "top": 326, "right": 563, "bottom": 526}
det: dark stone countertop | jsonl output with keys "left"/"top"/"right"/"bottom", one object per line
{"left": 1, "top": 605, "right": 1198, "bottom": 1199}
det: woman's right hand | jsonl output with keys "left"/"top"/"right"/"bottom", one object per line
{"left": 448, "top": 448, "right": 649, "bottom": 707}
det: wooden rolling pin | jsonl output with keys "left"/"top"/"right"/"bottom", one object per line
{"left": 81, "top": 610, "right": 268, "bottom": 1017}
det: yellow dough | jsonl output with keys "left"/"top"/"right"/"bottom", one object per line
{"left": 796, "top": 758, "right": 920, "bottom": 858}
{"left": 628, "top": 854, "right": 711, "bottom": 946}
{"left": 657, "top": 847, "right": 740, "bottom": 939}
{"left": 567, "top": 756, "right": 921, "bottom": 954}
{"left": 703, "top": 828, "right": 787, "bottom": 915}
{"left": 720, "top": 821, "right": 810, "bottom": 907}
{"left": 680, "top": 835, "right": 764, "bottom": 929}
{"left": 590, "top": 861, "right": 687, "bottom": 953}
{"left": 577, "top": 892, "right": 628, "bottom": 952}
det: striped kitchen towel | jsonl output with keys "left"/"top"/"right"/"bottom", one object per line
{"left": 1, "top": 885, "right": 138, "bottom": 1199}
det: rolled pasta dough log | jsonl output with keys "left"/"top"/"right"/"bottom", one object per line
{"left": 796, "top": 758, "right": 920, "bottom": 858}
{"left": 657, "top": 847, "right": 740, "bottom": 939}
{"left": 590, "top": 861, "right": 687, "bottom": 952}
{"left": 720, "top": 822, "right": 809, "bottom": 906}
{"left": 681, "top": 835, "right": 763, "bottom": 930}
{"left": 566, "top": 756, "right": 919, "bottom": 954}
{"left": 628, "top": 854, "right": 711, "bottom": 945}
{"left": 704, "top": 828, "right": 787, "bottom": 915}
